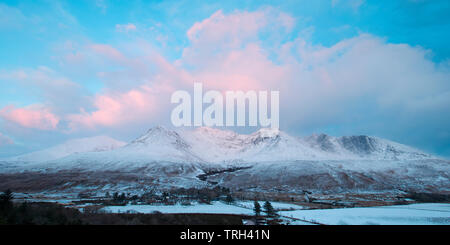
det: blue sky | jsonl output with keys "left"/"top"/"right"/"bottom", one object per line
{"left": 0, "top": 0, "right": 449, "bottom": 157}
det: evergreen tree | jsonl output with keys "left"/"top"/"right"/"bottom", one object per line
{"left": 112, "top": 192, "right": 121, "bottom": 203}
{"left": 263, "top": 201, "right": 276, "bottom": 217}
{"left": 119, "top": 193, "right": 126, "bottom": 202}
{"left": 162, "top": 192, "right": 169, "bottom": 199}
{"left": 0, "top": 189, "right": 14, "bottom": 216}
{"left": 0, "top": 189, "right": 13, "bottom": 203}
{"left": 253, "top": 200, "right": 261, "bottom": 217}
{"left": 225, "top": 194, "right": 234, "bottom": 204}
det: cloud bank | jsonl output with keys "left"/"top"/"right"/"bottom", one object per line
{"left": 0, "top": 7, "right": 449, "bottom": 156}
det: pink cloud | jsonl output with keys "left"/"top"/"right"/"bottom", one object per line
{"left": 186, "top": 8, "right": 293, "bottom": 45}
{"left": 36, "top": 8, "right": 449, "bottom": 135}
{"left": 90, "top": 44, "right": 127, "bottom": 62}
{"left": 187, "top": 10, "right": 266, "bottom": 44}
{"left": 0, "top": 105, "right": 60, "bottom": 130}
{"left": 192, "top": 43, "right": 287, "bottom": 91}
{"left": 183, "top": 8, "right": 294, "bottom": 65}
{"left": 179, "top": 8, "right": 295, "bottom": 92}
{"left": 67, "top": 87, "right": 158, "bottom": 129}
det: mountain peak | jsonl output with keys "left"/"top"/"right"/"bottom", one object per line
{"left": 253, "top": 128, "right": 280, "bottom": 138}
{"left": 195, "top": 126, "right": 225, "bottom": 133}
{"left": 146, "top": 125, "right": 170, "bottom": 134}
{"left": 247, "top": 128, "right": 282, "bottom": 146}
{"left": 306, "top": 133, "right": 337, "bottom": 152}
{"left": 192, "top": 126, "right": 239, "bottom": 138}
{"left": 6, "top": 127, "right": 435, "bottom": 166}
{"left": 130, "top": 126, "right": 184, "bottom": 146}
{"left": 338, "top": 135, "right": 377, "bottom": 155}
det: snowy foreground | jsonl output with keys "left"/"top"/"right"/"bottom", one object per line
{"left": 101, "top": 201, "right": 304, "bottom": 215}
{"left": 102, "top": 202, "right": 255, "bottom": 215}
{"left": 100, "top": 202, "right": 450, "bottom": 225}
{"left": 281, "top": 203, "right": 450, "bottom": 225}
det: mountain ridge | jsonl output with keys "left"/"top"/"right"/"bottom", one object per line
{"left": 1, "top": 126, "right": 447, "bottom": 193}
{"left": 2, "top": 126, "right": 436, "bottom": 165}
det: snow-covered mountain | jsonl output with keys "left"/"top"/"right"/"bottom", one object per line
{"left": 5, "top": 135, "right": 126, "bottom": 163}
{"left": 120, "top": 126, "right": 202, "bottom": 163}
{"left": 0, "top": 126, "right": 447, "bottom": 193}
{"left": 304, "top": 134, "right": 431, "bottom": 160}
{"left": 4, "top": 127, "right": 433, "bottom": 166}
{"left": 178, "top": 127, "right": 321, "bottom": 163}
{"left": 178, "top": 127, "right": 431, "bottom": 163}
{"left": 13, "top": 126, "right": 204, "bottom": 175}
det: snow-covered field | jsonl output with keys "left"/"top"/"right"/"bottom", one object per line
{"left": 101, "top": 201, "right": 305, "bottom": 215}
{"left": 236, "top": 201, "right": 305, "bottom": 211}
{"left": 101, "top": 201, "right": 255, "bottom": 215}
{"left": 280, "top": 203, "right": 450, "bottom": 225}
{"left": 100, "top": 201, "right": 450, "bottom": 225}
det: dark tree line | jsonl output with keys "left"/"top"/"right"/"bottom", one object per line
{"left": 253, "top": 200, "right": 277, "bottom": 217}
{"left": 0, "top": 189, "right": 83, "bottom": 225}
{"left": 102, "top": 187, "right": 233, "bottom": 206}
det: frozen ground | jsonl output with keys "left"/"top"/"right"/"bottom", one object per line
{"left": 280, "top": 203, "right": 450, "bottom": 225}
{"left": 101, "top": 202, "right": 449, "bottom": 225}
{"left": 101, "top": 201, "right": 305, "bottom": 215}
{"left": 236, "top": 201, "right": 305, "bottom": 210}
{"left": 101, "top": 201, "right": 255, "bottom": 215}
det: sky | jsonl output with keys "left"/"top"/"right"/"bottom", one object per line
{"left": 0, "top": 0, "right": 449, "bottom": 158}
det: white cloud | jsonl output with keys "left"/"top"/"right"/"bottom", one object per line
{"left": 57, "top": 9, "right": 450, "bottom": 137}
{"left": 2, "top": 8, "right": 449, "bottom": 155}
{"left": 115, "top": 23, "right": 137, "bottom": 32}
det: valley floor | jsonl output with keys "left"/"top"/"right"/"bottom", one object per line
{"left": 3, "top": 183, "right": 449, "bottom": 225}
{"left": 8, "top": 191, "right": 450, "bottom": 225}
{"left": 281, "top": 203, "right": 450, "bottom": 225}
{"left": 100, "top": 202, "right": 450, "bottom": 225}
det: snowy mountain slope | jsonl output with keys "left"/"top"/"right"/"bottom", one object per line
{"left": 237, "top": 128, "right": 332, "bottom": 162}
{"left": 5, "top": 136, "right": 126, "bottom": 163}
{"left": 1, "top": 126, "right": 447, "bottom": 193}
{"left": 175, "top": 127, "right": 246, "bottom": 163}
{"left": 178, "top": 127, "right": 321, "bottom": 164}
{"left": 304, "top": 134, "right": 431, "bottom": 160}
{"left": 180, "top": 127, "right": 432, "bottom": 163}
{"left": 15, "top": 126, "right": 205, "bottom": 174}
{"left": 2, "top": 126, "right": 438, "bottom": 170}
{"left": 204, "top": 159, "right": 450, "bottom": 192}
{"left": 119, "top": 126, "right": 203, "bottom": 163}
